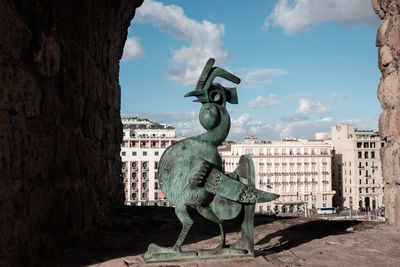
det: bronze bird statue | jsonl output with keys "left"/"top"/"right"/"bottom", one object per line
{"left": 143, "top": 58, "right": 279, "bottom": 262}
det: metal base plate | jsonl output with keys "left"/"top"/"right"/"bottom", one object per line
{"left": 142, "top": 248, "right": 253, "bottom": 263}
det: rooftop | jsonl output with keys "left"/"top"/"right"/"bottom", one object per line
{"left": 122, "top": 116, "right": 175, "bottom": 130}
{"left": 41, "top": 206, "right": 400, "bottom": 267}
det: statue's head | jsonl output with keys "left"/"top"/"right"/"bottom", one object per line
{"left": 184, "top": 58, "right": 241, "bottom": 108}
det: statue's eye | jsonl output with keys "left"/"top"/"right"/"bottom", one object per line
{"left": 209, "top": 90, "right": 223, "bottom": 105}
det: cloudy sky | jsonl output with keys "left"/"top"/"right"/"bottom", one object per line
{"left": 120, "top": 0, "right": 381, "bottom": 141}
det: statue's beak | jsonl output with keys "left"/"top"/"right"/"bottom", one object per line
{"left": 184, "top": 90, "right": 208, "bottom": 103}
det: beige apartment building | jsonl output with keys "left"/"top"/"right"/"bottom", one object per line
{"left": 219, "top": 137, "right": 335, "bottom": 214}
{"left": 328, "top": 124, "right": 385, "bottom": 210}
{"left": 120, "top": 117, "right": 183, "bottom": 206}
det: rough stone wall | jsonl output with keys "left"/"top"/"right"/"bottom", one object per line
{"left": 372, "top": 0, "right": 400, "bottom": 231}
{"left": 0, "top": 0, "right": 143, "bottom": 265}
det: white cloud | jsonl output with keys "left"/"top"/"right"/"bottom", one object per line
{"left": 122, "top": 36, "right": 144, "bottom": 61}
{"left": 129, "top": 111, "right": 378, "bottom": 142}
{"left": 340, "top": 93, "right": 349, "bottom": 99}
{"left": 264, "top": 0, "right": 379, "bottom": 34}
{"left": 279, "top": 117, "right": 335, "bottom": 138}
{"left": 135, "top": 0, "right": 228, "bottom": 86}
{"left": 331, "top": 93, "right": 350, "bottom": 100}
{"left": 280, "top": 114, "right": 309, "bottom": 122}
{"left": 229, "top": 113, "right": 284, "bottom": 140}
{"left": 342, "top": 116, "right": 379, "bottom": 131}
{"left": 249, "top": 94, "right": 280, "bottom": 108}
{"left": 295, "top": 98, "right": 331, "bottom": 114}
{"left": 237, "top": 68, "right": 287, "bottom": 88}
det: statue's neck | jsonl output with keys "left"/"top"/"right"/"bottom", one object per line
{"left": 199, "top": 106, "right": 230, "bottom": 146}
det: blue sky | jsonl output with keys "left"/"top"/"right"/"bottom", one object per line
{"left": 120, "top": 0, "right": 381, "bottom": 141}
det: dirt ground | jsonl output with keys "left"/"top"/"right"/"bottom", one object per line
{"left": 42, "top": 206, "right": 400, "bottom": 267}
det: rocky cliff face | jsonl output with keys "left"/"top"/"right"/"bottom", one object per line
{"left": 373, "top": 0, "right": 400, "bottom": 231}
{"left": 0, "top": 0, "right": 143, "bottom": 265}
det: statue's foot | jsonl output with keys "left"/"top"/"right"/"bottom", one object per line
{"left": 197, "top": 244, "right": 224, "bottom": 256}
{"left": 230, "top": 237, "right": 251, "bottom": 253}
{"left": 143, "top": 243, "right": 179, "bottom": 259}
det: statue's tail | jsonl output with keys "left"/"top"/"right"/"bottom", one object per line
{"left": 195, "top": 156, "right": 279, "bottom": 204}
{"left": 204, "top": 168, "right": 279, "bottom": 203}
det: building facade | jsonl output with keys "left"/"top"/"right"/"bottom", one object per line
{"left": 329, "top": 124, "right": 385, "bottom": 210}
{"left": 219, "top": 137, "right": 335, "bottom": 214}
{"left": 120, "top": 117, "right": 183, "bottom": 205}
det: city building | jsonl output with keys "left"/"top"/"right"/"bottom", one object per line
{"left": 219, "top": 137, "right": 335, "bottom": 214}
{"left": 327, "top": 124, "right": 385, "bottom": 210}
{"left": 120, "top": 117, "right": 183, "bottom": 206}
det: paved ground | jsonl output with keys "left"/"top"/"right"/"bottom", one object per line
{"left": 42, "top": 206, "right": 400, "bottom": 267}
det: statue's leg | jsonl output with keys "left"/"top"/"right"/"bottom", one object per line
{"left": 143, "top": 205, "right": 193, "bottom": 259}
{"left": 230, "top": 203, "right": 255, "bottom": 255}
{"left": 173, "top": 205, "right": 194, "bottom": 250}
{"left": 197, "top": 206, "right": 225, "bottom": 249}
{"left": 230, "top": 155, "right": 255, "bottom": 255}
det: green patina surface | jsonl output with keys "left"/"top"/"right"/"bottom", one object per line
{"left": 142, "top": 58, "right": 280, "bottom": 263}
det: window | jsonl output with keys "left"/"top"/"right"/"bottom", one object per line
{"left": 365, "top": 152, "right": 369, "bottom": 159}
{"left": 132, "top": 172, "right": 136, "bottom": 178}
{"left": 155, "top": 192, "right": 158, "bottom": 199}
{"left": 132, "top": 183, "right": 136, "bottom": 189}
{"left": 370, "top": 142, "right": 376, "bottom": 148}
{"left": 132, "top": 193, "right": 136, "bottom": 199}
{"left": 371, "top": 151, "right": 375, "bottom": 158}
{"left": 132, "top": 151, "right": 137, "bottom": 156}
{"left": 373, "top": 179, "right": 375, "bottom": 184}
{"left": 366, "top": 179, "right": 368, "bottom": 184}
{"left": 323, "top": 195, "right": 327, "bottom": 200}
{"left": 358, "top": 152, "right": 362, "bottom": 159}
{"left": 142, "top": 162, "right": 148, "bottom": 168}
{"left": 359, "top": 170, "right": 362, "bottom": 175}
{"left": 155, "top": 151, "right": 159, "bottom": 156}
{"left": 366, "top": 170, "right": 369, "bottom": 177}
{"left": 122, "top": 162, "right": 126, "bottom": 168}
{"left": 381, "top": 142, "right": 385, "bottom": 148}
{"left": 142, "top": 193, "right": 147, "bottom": 199}
{"left": 366, "top": 162, "right": 368, "bottom": 166}
{"left": 122, "top": 151, "right": 126, "bottom": 156}
{"left": 143, "top": 172, "right": 147, "bottom": 179}
{"left": 132, "top": 162, "right": 137, "bottom": 169}
{"left": 366, "top": 188, "right": 369, "bottom": 193}
{"left": 155, "top": 182, "right": 159, "bottom": 189}
{"left": 364, "top": 142, "right": 369, "bottom": 148}
{"left": 155, "top": 162, "right": 159, "bottom": 169}
{"left": 359, "top": 179, "right": 362, "bottom": 184}
{"left": 312, "top": 195, "right": 316, "bottom": 201}
{"left": 359, "top": 188, "right": 362, "bottom": 193}
{"left": 155, "top": 172, "right": 159, "bottom": 179}
{"left": 357, "top": 142, "right": 362, "bottom": 148}
{"left": 122, "top": 173, "right": 126, "bottom": 178}
{"left": 372, "top": 187, "right": 375, "bottom": 193}
{"left": 142, "top": 182, "right": 147, "bottom": 189}
{"left": 143, "top": 151, "right": 147, "bottom": 156}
